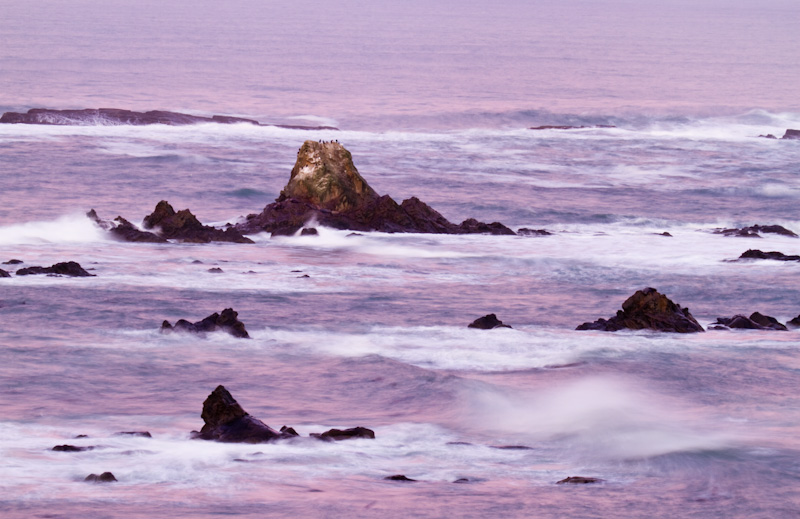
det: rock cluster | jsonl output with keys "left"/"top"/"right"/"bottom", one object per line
{"left": 192, "top": 385, "right": 375, "bottom": 444}
{"left": 15, "top": 261, "right": 94, "bottom": 277}
{"left": 161, "top": 308, "right": 250, "bottom": 338}
{"left": 84, "top": 472, "right": 117, "bottom": 483}
{"left": 713, "top": 225, "right": 797, "bottom": 238}
{"left": 576, "top": 288, "right": 704, "bottom": 333}
{"left": 235, "top": 141, "right": 515, "bottom": 236}
{"left": 712, "top": 312, "right": 788, "bottom": 331}
{"left": 738, "top": 249, "right": 800, "bottom": 262}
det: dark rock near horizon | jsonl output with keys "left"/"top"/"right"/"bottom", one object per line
{"left": 310, "top": 427, "right": 375, "bottom": 441}
{"left": 84, "top": 472, "right": 117, "bottom": 483}
{"left": 783, "top": 129, "right": 800, "bottom": 140}
{"left": 143, "top": 201, "right": 254, "bottom": 244}
{"left": 235, "top": 141, "right": 515, "bottom": 236}
{"left": 16, "top": 261, "right": 94, "bottom": 277}
{"left": 53, "top": 445, "right": 94, "bottom": 452}
{"left": 384, "top": 475, "right": 416, "bottom": 482}
{"left": 192, "top": 385, "right": 293, "bottom": 443}
{"left": 759, "top": 134, "right": 778, "bottom": 139}
{"left": 517, "top": 228, "right": 552, "bottom": 236}
{"left": 2, "top": 259, "right": 23, "bottom": 265}
{"left": 713, "top": 312, "right": 788, "bottom": 331}
{"left": 114, "top": 431, "right": 152, "bottom": 438}
{"left": 714, "top": 225, "right": 797, "bottom": 238}
{"left": 556, "top": 476, "right": 603, "bottom": 484}
{"left": 576, "top": 287, "right": 704, "bottom": 333}
{"left": 161, "top": 308, "right": 250, "bottom": 338}
{"left": 738, "top": 249, "right": 800, "bottom": 262}
{"left": 0, "top": 108, "right": 338, "bottom": 130}
{"left": 468, "top": 314, "right": 512, "bottom": 330}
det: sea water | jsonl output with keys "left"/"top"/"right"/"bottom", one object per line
{"left": 2, "top": 1, "right": 800, "bottom": 517}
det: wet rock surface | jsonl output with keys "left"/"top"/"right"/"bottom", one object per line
{"left": 192, "top": 385, "right": 289, "bottom": 443}
{"left": 161, "top": 308, "right": 250, "bottom": 338}
{"left": 712, "top": 312, "right": 788, "bottom": 331}
{"left": 468, "top": 314, "right": 512, "bottom": 329}
{"left": 16, "top": 261, "right": 94, "bottom": 277}
{"left": 142, "top": 201, "right": 253, "bottom": 243}
{"left": 0, "top": 108, "right": 338, "bottom": 130}
{"left": 714, "top": 225, "right": 797, "bottom": 238}
{"left": 87, "top": 209, "right": 166, "bottom": 243}
{"left": 576, "top": 287, "right": 704, "bottom": 333}
{"left": 738, "top": 249, "right": 800, "bottom": 261}
{"left": 235, "top": 141, "right": 514, "bottom": 236}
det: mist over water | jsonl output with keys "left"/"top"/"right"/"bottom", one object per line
{"left": 2, "top": 0, "right": 800, "bottom": 518}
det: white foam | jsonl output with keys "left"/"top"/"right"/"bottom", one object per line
{"left": 0, "top": 214, "right": 108, "bottom": 245}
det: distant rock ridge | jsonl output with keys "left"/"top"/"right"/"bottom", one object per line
{"left": 713, "top": 224, "right": 797, "bottom": 238}
{"left": 236, "top": 140, "right": 516, "bottom": 236}
{"left": 577, "top": 287, "right": 704, "bottom": 333}
{"left": 0, "top": 108, "right": 338, "bottom": 130}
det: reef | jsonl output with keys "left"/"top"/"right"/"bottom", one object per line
{"left": 15, "top": 261, "right": 94, "bottom": 277}
{"left": 576, "top": 287, "right": 704, "bottom": 333}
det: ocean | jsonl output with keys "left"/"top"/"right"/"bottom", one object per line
{"left": 1, "top": 0, "right": 800, "bottom": 517}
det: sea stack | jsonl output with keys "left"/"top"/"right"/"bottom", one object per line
{"left": 576, "top": 287, "right": 704, "bottom": 333}
{"left": 235, "top": 141, "right": 515, "bottom": 236}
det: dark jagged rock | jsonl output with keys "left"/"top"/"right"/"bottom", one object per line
{"left": 713, "top": 312, "right": 787, "bottom": 331}
{"left": 142, "top": 201, "right": 253, "bottom": 244}
{"left": 783, "top": 129, "right": 800, "bottom": 140}
{"left": 468, "top": 314, "right": 512, "bottom": 330}
{"left": 714, "top": 225, "right": 797, "bottom": 238}
{"left": 85, "top": 472, "right": 117, "bottom": 483}
{"left": 53, "top": 445, "right": 94, "bottom": 452}
{"left": 2, "top": 259, "right": 22, "bottom": 264}
{"left": 16, "top": 261, "right": 94, "bottom": 277}
{"left": 788, "top": 315, "right": 800, "bottom": 328}
{"left": 235, "top": 141, "right": 514, "bottom": 236}
{"left": 161, "top": 308, "right": 250, "bottom": 338}
{"left": 384, "top": 475, "right": 416, "bottom": 482}
{"left": 0, "top": 108, "right": 338, "bottom": 130}
{"left": 0, "top": 268, "right": 9, "bottom": 277}
{"left": 87, "top": 209, "right": 167, "bottom": 243}
{"left": 280, "top": 426, "right": 300, "bottom": 437}
{"left": 518, "top": 228, "right": 552, "bottom": 236}
{"left": 576, "top": 288, "right": 704, "bottom": 333}
{"left": 192, "top": 385, "right": 292, "bottom": 443}
{"left": 310, "top": 427, "right": 375, "bottom": 442}
{"left": 738, "top": 249, "right": 800, "bottom": 261}
{"left": 556, "top": 476, "right": 603, "bottom": 484}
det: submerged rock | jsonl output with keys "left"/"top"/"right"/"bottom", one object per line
{"left": 556, "top": 476, "right": 603, "bottom": 484}
{"left": 713, "top": 225, "right": 797, "bottom": 238}
{"left": 468, "top": 314, "right": 512, "bottom": 330}
{"left": 235, "top": 141, "right": 514, "bottom": 236}
{"left": 161, "top": 308, "right": 250, "bottom": 338}
{"left": 738, "top": 249, "right": 800, "bottom": 261}
{"left": 16, "top": 261, "right": 94, "bottom": 277}
{"left": 384, "top": 475, "right": 416, "bottom": 482}
{"left": 310, "top": 427, "right": 375, "bottom": 441}
{"left": 576, "top": 288, "right": 704, "bottom": 333}
{"left": 143, "top": 201, "right": 253, "bottom": 244}
{"left": 53, "top": 445, "right": 94, "bottom": 452}
{"left": 517, "top": 228, "right": 552, "bottom": 236}
{"left": 84, "top": 472, "right": 117, "bottom": 483}
{"left": 713, "top": 312, "right": 788, "bottom": 331}
{"left": 192, "top": 385, "right": 292, "bottom": 443}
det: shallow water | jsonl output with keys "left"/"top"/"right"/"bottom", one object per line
{"left": 2, "top": 0, "right": 800, "bottom": 517}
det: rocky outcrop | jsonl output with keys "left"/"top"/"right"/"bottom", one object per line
{"left": 738, "top": 249, "right": 800, "bottom": 261}
{"left": 0, "top": 268, "right": 9, "bottom": 277}
{"left": 0, "top": 108, "right": 338, "bottom": 130}
{"left": 468, "top": 314, "right": 512, "bottom": 329}
{"left": 161, "top": 308, "right": 250, "bottom": 338}
{"left": 713, "top": 225, "right": 797, "bottom": 238}
{"left": 576, "top": 288, "right": 704, "bottom": 333}
{"left": 16, "top": 261, "right": 94, "bottom": 277}
{"left": 712, "top": 312, "right": 788, "bottom": 331}
{"left": 783, "top": 129, "right": 800, "bottom": 140}
{"left": 87, "top": 210, "right": 166, "bottom": 243}
{"left": 143, "top": 201, "right": 254, "bottom": 243}
{"left": 788, "top": 315, "right": 800, "bottom": 327}
{"left": 192, "top": 385, "right": 291, "bottom": 443}
{"left": 235, "top": 141, "right": 515, "bottom": 236}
